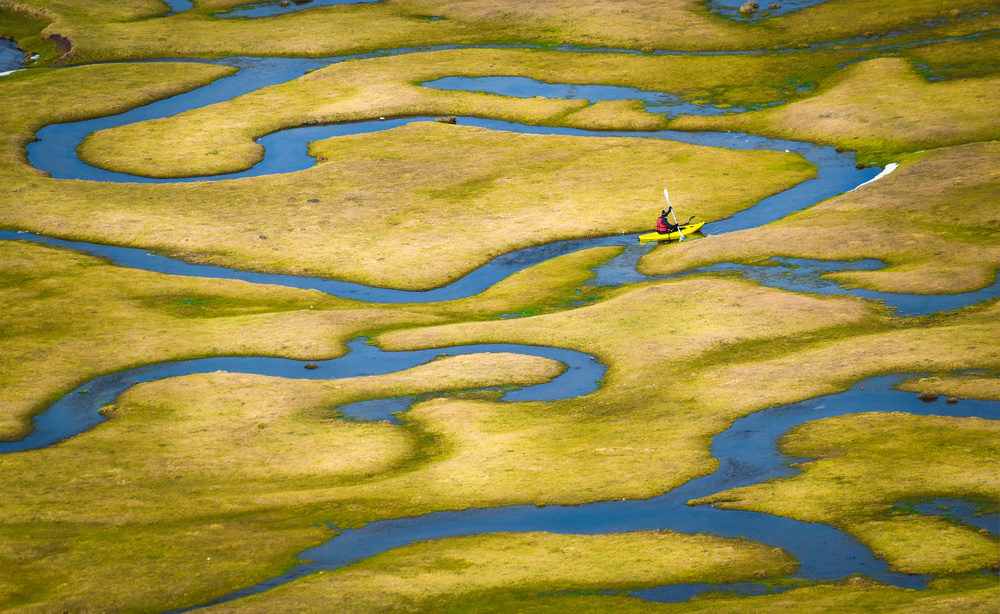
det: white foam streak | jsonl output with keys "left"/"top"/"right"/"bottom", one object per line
{"left": 850, "top": 162, "right": 899, "bottom": 191}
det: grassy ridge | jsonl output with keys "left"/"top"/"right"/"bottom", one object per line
{"left": 673, "top": 57, "right": 1000, "bottom": 162}
{"left": 419, "top": 575, "right": 999, "bottom": 613}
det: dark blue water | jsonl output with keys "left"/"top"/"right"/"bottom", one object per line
{"left": 0, "top": 228, "right": 640, "bottom": 302}
{"left": 215, "top": 0, "right": 380, "bottom": 19}
{"left": 162, "top": 0, "right": 194, "bottom": 14}
{"left": 0, "top": 38, "right": 24, "bottom": 73}
{"left": 337, "top": 397, "right": 415, "bottom": 424}
{"left": 11, "top": 228, "right": 995, "bottom": 316}
{"left": 898, "top": 498, "right": 999, "bottom": 534}
{"left": 14, "top": 45, "right": 999, "bottom": 611}
{"left": 0, "top": 338, "right": 602, "bottom": 454}
{"left": 671, "top": 258, "right": 1000, "bottom": 317}
{"left": 421, "top": 76, "right": 777, "bottom": 117}
{"left": 172, "top": 374, "right": 1000, "bottom": 611}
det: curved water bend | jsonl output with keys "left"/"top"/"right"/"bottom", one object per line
{"left": 0, "top": 38, "right": 25, "bottom": 75}
{"left": 175, "top": 374, "right": 1000, "bottom": 611}
{"left": 0, "top": 338, "right": 604, "bottom": 454}
{"left": 421, "top": 76, "right": 776, "bottom": 117}
{"left": 215, "top": 0, "right": 381, "bottom": 19}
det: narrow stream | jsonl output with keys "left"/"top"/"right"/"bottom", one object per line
{"left": 172, "top": 374, "right": 1000, "bottom": 611}
{"left": 0, "top": 339, "right": 604, "bottom": 455}
{"left": 5, "top": 42, "right": 998, "bottom": 611}
{"left": 214, "top": 0, "right": 380, "bottom": 19}
{"left": 0, "top": 38, "right": 25, "bottom": 75}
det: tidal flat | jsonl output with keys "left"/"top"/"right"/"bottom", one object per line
{"left": 0, "top": 0, "right": 997, "bottom": 612}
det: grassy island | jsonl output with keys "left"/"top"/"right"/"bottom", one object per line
{"left": 0, "top": 0, "right": 997, "bottom": 611}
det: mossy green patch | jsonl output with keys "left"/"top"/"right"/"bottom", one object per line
{"left": 0, "top": 239, "right": 443, "bottom": 441}
{"left": 897, "top": 372, "right": 1000, "bottom": 402}
{"left": 0, "top": 352, "right": 564, "bottom": 611}
{"left": 77, "top": 47, "right": 859, "bottom": 177}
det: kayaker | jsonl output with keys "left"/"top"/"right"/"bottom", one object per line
{"left": 657, "top": 208, "right": 678, "bottom": 234}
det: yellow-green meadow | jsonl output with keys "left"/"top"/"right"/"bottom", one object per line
{"left": 0, "top": 0, "right": 998, "bottom": 611}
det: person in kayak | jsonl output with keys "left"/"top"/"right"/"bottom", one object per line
{"left": 657, "top": 208, "right": 679, "bottom": 234}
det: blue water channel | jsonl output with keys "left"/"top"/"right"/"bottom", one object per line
{"left": 0, "top": 38, "right": 24, "bottom": 73}
{"left": 422, "top": 76, "right": 775, "bottom": 116}
{"left": 898, "top": 498, "right": 999, "bottom": 534}
{"left": 174, "top": 374, "right": 1000, "bottom": 611}
{"left": 214, "top": 0, "right": 380, "bottom": 19}
{"left": 6, "top": 46, "right": 1000, "bottom": 610}
{"left": 0, "top": 338, "right": 603, "bottom": 454}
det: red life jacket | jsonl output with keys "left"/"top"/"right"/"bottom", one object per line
{"left": 656, "top": 217, "right": 669, "bottom": 233}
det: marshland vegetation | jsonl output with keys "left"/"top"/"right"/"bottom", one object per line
{"left": 0, "top": 0, "right": 997, "bottom": 611}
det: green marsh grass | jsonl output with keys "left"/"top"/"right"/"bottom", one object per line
{"left": 692, "top": 412, "right": 999, "bottom": 575}
{"left": 9, "top": 0, "right": 1000, "bottom": 64}
{"left": 196, "top": 531, "right": 796, "bottom": 613}
{"left": 640, "top": 141, "right": 1000, "bottom": 295}
{"left": 1, "top": 60, "right": 816, "bottom": 290}
{"left": 673, "top": 57, "right": 1000, "bottom": 162}
{"left": 2, "top": 3, "right": 1000, "bottom": 610}
{"left": 76, "top": 47, "right": 873, "bottom": 177}
{"left": 422, "top": 574, "right": 999, "bottom": 613}
{"left": 0, "top": 240, "right": 444, "bottom": 441}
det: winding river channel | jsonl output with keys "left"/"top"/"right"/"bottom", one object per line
{"left": 3, "top": 40, "right": 998, "bottom": 610}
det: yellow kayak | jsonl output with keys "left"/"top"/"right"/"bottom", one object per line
{"left": 638, "top": 221, "right": 705, "bottom": 243}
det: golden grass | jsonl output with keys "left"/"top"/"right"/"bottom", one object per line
{"left": 359, "top": 280, "right": 1000, "bottom": 519}
{"left": 2, "top": 60, "right": 815, "bottom": 290}
{"left": 0, "top": 61, "right": 235, "bottom": 168}
{"left": 0, "top": 350, "right": 566, "bottom": 610}
{"left": 693, "top": 412, "right": 999, "bottom": 575}
{"left": 640, "top": 141, "right": 1000, "bottom": 295}
{"left": 428, "top": 575, "right": 1000, "bottom": 613}
{"left": 12, "top": 0, "right": 1000, "bottom": 63}
{"left": 1, "top": 5, "right": 999, "bottom": 611}
{"left": 898, "top": 373, "right": 1000, "bottom": 401}
{"left": 78, "top": 47, "right": 853, "bottom": 177}
{"left": 202, "top": 531, "right": 796, "bottom": 613}
{"left": 673, "top": 57, "right": 1000, "bottom": 158}
{"left": 0, "top": 239, "right": 445, "bottom": 441}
